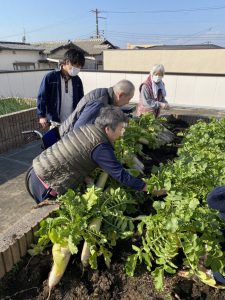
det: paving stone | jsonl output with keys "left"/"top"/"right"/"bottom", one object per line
{"left": 0, "top": 141, "right": 41, "bottom": 233}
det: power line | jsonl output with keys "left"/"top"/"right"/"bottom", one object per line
{"left": 102, "top": 5, "right": 225, "bottom": 14}
{"left": 106, "top": 30, "right": 225, "bottom": 39}
{"left": 106, "top": 30, "right": 225, "bottom": 47}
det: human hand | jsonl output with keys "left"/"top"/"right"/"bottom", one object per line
{"left": 142, "top": 185, "right": 167, "bottom": 196}
{"left": 160, "top": 103, "right": 170, "bottom": 110}
{"left": 39, "top": 117, "right": 49, "bottom": 129}
{"left": 152, "top": 187, "right": 167, "bottom": 197}
{"left": 142, "top": 184, "right": 148, "bottom": 192}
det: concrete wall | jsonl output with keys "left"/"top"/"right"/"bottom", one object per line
{"left": 79, "top": 71, "right": 225, "bottom": 109}
{"left": 103, "top": 49, "right": 225, "bottom": 74}
{"left": 0, "top": 70, "right": 225, "bottom": 109}
{"left": 0, "top": 50, "right": 43, "bottom": 71}
{"left": 0, "top": 70, "right": 47, "bottom": 98}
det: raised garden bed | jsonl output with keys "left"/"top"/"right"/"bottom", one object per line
{"left": 1, "top": 113, "right": 225, "bottom": 300}
{"left": 1, "top": 242, "right": 225, "bottom": 300}
{"left": 0, "top": 98, "right": 36, "bottom": 116}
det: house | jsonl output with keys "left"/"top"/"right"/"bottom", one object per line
{"left": 103, "top": 44, "right": 225, "bottom": 74}
{"left": 34, "top": 38, "right": 117, "bottom": 70}
{"left": 34, "top": 40, "right": 87, "bottom": 69}
{"left": 73, "top": 38, "right": 117, "bottom": 70}
{"left": 0, "top": 41, "right": 44, "bottom": 71}
{"left": 0, "top": 38, "right": 117, "bottom": 71}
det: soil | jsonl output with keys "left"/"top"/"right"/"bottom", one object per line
{"left": 1, "top": 242, "right": 225, "bottom": 300}
{"left": 1, "top": 116, "right": 224, "bottom": 300}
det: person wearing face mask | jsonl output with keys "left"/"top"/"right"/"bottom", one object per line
{"left": 136, "top": 64, "right": 169, "bottom": 117}
{"left": 37, "top": 48, "right": 85, "bottom": 128}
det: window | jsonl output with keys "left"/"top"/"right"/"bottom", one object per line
{"left": 13, "top": 62, "right": 35, "bottom": 71}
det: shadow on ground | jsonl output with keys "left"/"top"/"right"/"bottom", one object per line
{"left": 0, "top": 141, "right": 42, "bottom": 233}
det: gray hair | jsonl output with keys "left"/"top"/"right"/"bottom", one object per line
{"left": 113, "top": 80, "right": 135, "bottom": 96}
{"left": 95, "top": 106, "right": 128, "bottom": 131}
{"left": 151, "top": 64, "right": 165, "bottom": 76}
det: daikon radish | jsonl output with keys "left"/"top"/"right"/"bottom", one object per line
{"left": 47, "top": 243, "right": 71, "bottom": 299}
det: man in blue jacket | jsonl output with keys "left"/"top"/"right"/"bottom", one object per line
{"left": 59, "top": 79, "right": 135, "bottom": 136}
{"left": 37, "top": 48, "right": 85, "bottom": 128}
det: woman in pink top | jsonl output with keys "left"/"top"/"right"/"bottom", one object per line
{"left": 136, "top": 64, "right": 170, "bottom": 117}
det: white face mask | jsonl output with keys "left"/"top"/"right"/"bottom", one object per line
{"left": 68, "top": 66, "right": 80, "bottom": 77}
{"left": 152, "top": 75, "right": 163, "bottom": 83}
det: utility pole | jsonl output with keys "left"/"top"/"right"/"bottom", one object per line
{"left": 90, "top": 9, "right": 106, "bottom": 39}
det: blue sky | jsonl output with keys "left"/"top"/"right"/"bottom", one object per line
{"left": 1, "top": 0, "right": 225, "bottom": 48}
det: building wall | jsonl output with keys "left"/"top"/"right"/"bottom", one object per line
{"left": 0, "top": 50, "right": 43, "bottom": 71}
{"left": 49, "top": 48, "right": 66, "bottom": 60}
{"left": 0, "top": 70, "right": 47, "bottom": 98}
{"left": 48, "top": 49, "right": 102, "bottom": 70}
{"left": 0, "top": 70, "right": 225, "bottom": 110}
{"left": 79, "top": 72, "right": 225, "bottom": 108}
{"left": 83, "top": 59, "right": 96, "bottom": 70}
{"left": 103, "top": 49, "right": 225, "bottom": 74}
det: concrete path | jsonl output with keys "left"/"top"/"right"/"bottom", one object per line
{"left": 0, "top": 141, "right": 42, "bottom": 233}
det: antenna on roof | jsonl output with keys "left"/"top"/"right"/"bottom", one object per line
{"left": 22, "top": 28, "right": 26, "bottom": 43}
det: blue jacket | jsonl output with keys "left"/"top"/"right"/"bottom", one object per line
{"left": 59, "top": 87, "right": 114, "bottom": 136}
{"left": 37, "top": 70, "right": 84, "bottom": 122}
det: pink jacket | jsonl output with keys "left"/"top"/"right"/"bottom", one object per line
{"left": 136, "top": 75, "right": 165, "bottom": 118}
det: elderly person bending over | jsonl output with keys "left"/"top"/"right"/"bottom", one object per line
{"left": 29, "top": 106, "right": 147, "bottom": 203}
{"left": 136, "top": 64, "right": 169, "bottom": 117}
{"left": 59, "top": 79, "right": 135, "bottom": 136}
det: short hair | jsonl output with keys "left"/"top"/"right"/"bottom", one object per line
{"left": 113, "top": 80, "right": 135, "bottom": 97}
{"left": 95, "top": 106, "right": 128, "bottom": 131}
{"left": 151, "top": 64, "right": 165, "bottom": 76}
{"left": 63, "top": 49, "right": 85, "bottom": 67}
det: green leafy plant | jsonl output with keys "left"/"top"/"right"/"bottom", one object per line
{"left": 114, "top": 113, "right": 174, "bottom": 175}
{"left": 30, "top": 180, "right": 137, "bottom": 293}
{"left": 126, "top": 118, "right": 225, "bottom": 290}
{"left": 30, "top": 116, "right": 225, "bottom": 292}
{"left": 0, "top": 97, "right": 35, "bottom": 115}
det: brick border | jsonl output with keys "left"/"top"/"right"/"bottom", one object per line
{"left": 0, "top": 108, "right": 41, "bottom": 154}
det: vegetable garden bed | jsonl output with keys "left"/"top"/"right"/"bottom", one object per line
{"left": 0, "top": 98, "right": 36, "bottom": 116}
{"left": 1, "top": 244, "right": 225, "bottom": 300}
{"left": 1, "top": 113, "right": 225, "bottom": 300}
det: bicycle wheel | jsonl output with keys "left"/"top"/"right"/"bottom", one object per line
{"left": 25, "top": 166, "right": 35, "bottom": 199}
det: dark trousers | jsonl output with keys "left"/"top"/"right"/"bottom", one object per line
{"left": 30, "top": 168, "right": 56, "bottom": 203}
{"left": 207, "top": 185, "right": 225, "bottom": 220}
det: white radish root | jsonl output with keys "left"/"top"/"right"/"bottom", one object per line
{"left": 47, "top": 243, "right": 71, "bottom": 299}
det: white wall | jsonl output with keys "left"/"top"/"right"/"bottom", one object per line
{"left": 164, "top": 74, "right": 225, "bottom": 108}
{"left": 79, "top": 72, "right": 225, "bottom": 109}
{"left": 0, "top": 70, "right": 47, "bottom": 98}
{"left": 0, "top": 50, "right": 43, "bottom": 70}
{"left": 0, "top": 70, "right": 225, "bottom": 110}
